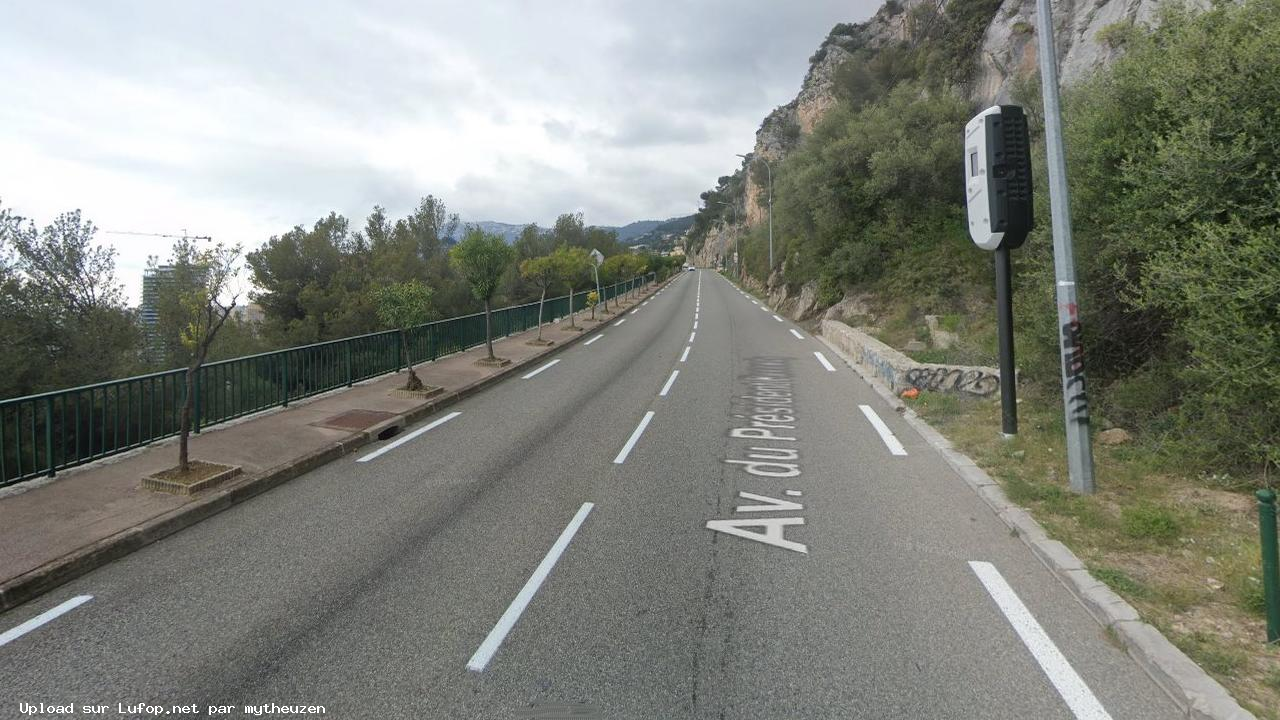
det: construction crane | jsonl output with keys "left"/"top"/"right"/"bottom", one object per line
{"left": 102, "top": 229, "right": 212, "bottom": 241}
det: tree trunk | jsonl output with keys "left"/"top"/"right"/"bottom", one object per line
{"left": 178, "top": 345, "right": 207, "bottom": 475}
{"left": 484, "top": 298, "right": 495, "bottom": 360}
{"left": 178, "top": 364, "right": 194, "bottom": 474}
{"left": 568, "top": 286, "right": 576, "bottom": 328}
{"left": 401, "top": 330, "right": 423, "bottom": 391}
{"left": 536, "top": 287, "right": 545, "bottom": 341}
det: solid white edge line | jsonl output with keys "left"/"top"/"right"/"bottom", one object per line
{"left": 858, "top": 405, "right": 908, "bottom": 456}
{"left": 680, "top": 346, "right": 691, "bottom": 362}
{"left": 356, "top": 411, "right": 462, "bottom": 462}
{"left": 521, "top": 358, "right": 561, "bottom": 380}
{"left": 613, "top": 410, "right": 656, "bottom": 464}
{"left": 968, "top": 561, "right": 1113, "bottom": 720}
{"left": 813, "top": 351, "right": 836, "bottom": 372}
{"left": 0, "top": 595, "right": 93, "bottom": 647}
{"left": 659, "top": 370, "right": 680, "bottom": 397}
{"left": 790, "top": 329, "right": 805, "bottom": 340}
{"left": 466, "top": 503, "right": 595, "bottom": 672}
{"left": 584, "top": 334, "right": 603, "bottom": 346}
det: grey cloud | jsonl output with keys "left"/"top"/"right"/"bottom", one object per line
{"left": 609, "top": 113, "right": 711, "bottom": 147}
{"left": 0, "top": 0, "right": 882, "bottom": 236}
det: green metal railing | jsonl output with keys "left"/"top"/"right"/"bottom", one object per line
{"left": 0, "top": 273, "right": 655, "bottom": 487}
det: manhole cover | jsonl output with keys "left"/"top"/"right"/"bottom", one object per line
{"left": 312, "top": 409, "right": 396, "bottom": 431}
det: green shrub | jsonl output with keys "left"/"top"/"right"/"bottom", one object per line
{"left": 1065, "top": 0, "right": 1280, "bottom": 473}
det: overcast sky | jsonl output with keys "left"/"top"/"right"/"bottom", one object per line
{"left": 0, "top": 1, "right": 877, "bottom": 303}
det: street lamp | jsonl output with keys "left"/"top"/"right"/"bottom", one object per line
{"left": 737, "top": 152, "right": 773, "bottom": 271}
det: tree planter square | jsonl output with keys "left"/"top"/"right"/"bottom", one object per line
{"left": 389, "top": 385, "right": 444, "bottom": 399}
{"left": 143, "top": 461, "right": 241, "bottom": 496}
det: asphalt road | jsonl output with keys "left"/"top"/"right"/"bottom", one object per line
{"left": 0, "top": 270, "right": 1181, "bottom": 719}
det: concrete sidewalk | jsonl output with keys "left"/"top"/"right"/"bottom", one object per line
{"left": 0, "top": 283, "right": 664, "bottom": 612}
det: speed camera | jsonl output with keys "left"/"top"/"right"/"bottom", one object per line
{"left": 965, "top": 105, "right": 1033, "bottom": 250}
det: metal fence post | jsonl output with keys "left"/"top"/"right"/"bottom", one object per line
{"left": 44, "top": 396, "right": 55, "bottom": 477}
{"left": 1258, "top": 489, "right": 1280, "bottom": 643}
{"left": 192, "top": 370, "right": 202, "bottom": 434}
{"left": 282, "top": 354, "right": 290, "bottom": 408}
{"left": 345, "top": 342, "right": 353, "bottom": 387}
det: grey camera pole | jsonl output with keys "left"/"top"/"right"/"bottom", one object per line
{"left": 1036, "top": 0, "right": 1095, "bottom": 493}
{"left": 994, "top": 245, "right": 1017, "bottom": 436}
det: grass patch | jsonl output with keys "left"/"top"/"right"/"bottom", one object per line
{"left": 1176, "top": 631, "right": 1248, "bottom": 677}
{"left": 1089, "top": 565, "right": 1152, "bottom": 601}
{"left": 1266, "top": 668, "right": 1280, "bottom": 692}
{"left": 1120, "top": 503, "right": 1182, "bottom": 541}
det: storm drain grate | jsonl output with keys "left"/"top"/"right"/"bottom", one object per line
{"left": 311, "top": 409, "right": 397, "bottom": 431}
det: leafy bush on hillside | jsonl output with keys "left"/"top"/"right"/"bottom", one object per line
{"left": 1064, "top": 0, "right": 1280, "bottom": 471}
{"left": 732, "top": 0, "right": 1280, "bottom": 475}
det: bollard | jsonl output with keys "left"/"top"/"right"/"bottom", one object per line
{"left": 1259, "top": 488, "right": 1280, "bottom": 643}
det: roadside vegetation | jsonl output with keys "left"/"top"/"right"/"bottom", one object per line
{"left": 705, "top": 0, "right": 1280, "bottom": 713}
{"left": 709, "top": 0, "right": 1280, "bottom": 478}
{"left": 0, "top": 198, "right": 683, "bottom": 401}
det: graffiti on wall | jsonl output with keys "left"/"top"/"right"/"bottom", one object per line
{"left": 905, "top": 366, "right": 1000, "bottom": 397}
{"left": 858, "top": 348, "right": 898, "bottom": 389}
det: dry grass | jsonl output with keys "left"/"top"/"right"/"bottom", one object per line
{"left": 913, "top": 388, "right": 1280, "bottom": 719}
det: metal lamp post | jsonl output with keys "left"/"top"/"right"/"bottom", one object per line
{"left": 737, "top": 153, "right": 773, "bottom": 270}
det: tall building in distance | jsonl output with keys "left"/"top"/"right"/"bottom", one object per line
{"left": 139, "top": 265, "right": 176, "bottom": 362}
{"left": 139, "top": 265, "right": 175, "bottom": 331}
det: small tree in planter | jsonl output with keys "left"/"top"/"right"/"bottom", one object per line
{"left": 599, "top": 254, "right": 628, "bottom": 310}
{"left": 164, "top": 238, "right": 241, "bottom": 477}
{"left": 551, "top": 245, "right": 592, "bottom": 330}
{"left": 372, "top": 280, "right": 434, "bottom": 390}
{"left": 519, "top": 254, "right": 557, "bottom": 345}
{"left": 586, "top": 290, "right": 599, "bottom": 320}
{"left": 449, "top": 228, "right": 515, "bottom": 364}
{"left": 625, "top": 254, "right": 649, "bottom": 298}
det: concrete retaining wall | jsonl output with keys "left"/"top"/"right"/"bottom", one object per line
{"left": 820, "top": 320, "right": 1003, "bottom": 398}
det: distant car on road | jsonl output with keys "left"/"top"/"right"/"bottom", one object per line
{"left": 685, "top": 264, "right": 695, "bottom": 271}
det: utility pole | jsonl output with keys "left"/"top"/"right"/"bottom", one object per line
{"left": 1035, "top": 0, "right": 1095, "bottom": 494}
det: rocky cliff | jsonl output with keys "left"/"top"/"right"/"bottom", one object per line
{"left": 694, "top": 0, "right": 1203, "bottom": 302}
{"left": 974, "top": 0, "right": 1210, "bottom": 103}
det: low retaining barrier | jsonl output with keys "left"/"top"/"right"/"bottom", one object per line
{"left": 820, "top": 320, "right": 1005, "bottom": 398}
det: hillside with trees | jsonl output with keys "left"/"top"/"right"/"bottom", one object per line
{"left": 694, "top": 0, "right": 1279, "bottom": 477}
{"left": 686, "top": 3, "right": 1280, "bottom": 710}
{"left": 0, "top": 196, "right": 680, "bottom": 402}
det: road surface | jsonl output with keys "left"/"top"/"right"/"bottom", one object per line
{"left": 0, "top": 270, "right": 1179, "bottom": 719}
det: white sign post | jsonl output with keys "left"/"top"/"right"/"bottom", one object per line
{"left": 589, "top": 249, "right": 604, "bottom": 312}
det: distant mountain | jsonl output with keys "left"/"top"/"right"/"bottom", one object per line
{"left": 446, "top": 215, "right": 694, "bottom": 247}
{"left": 629, "top": 215, "right": 695, "bottom": 249}
{"left": 447, "top": 221, "right": 532, "bottom": 244}
{"left": 609, "top": 220, "right": 663, "bottom": 243}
